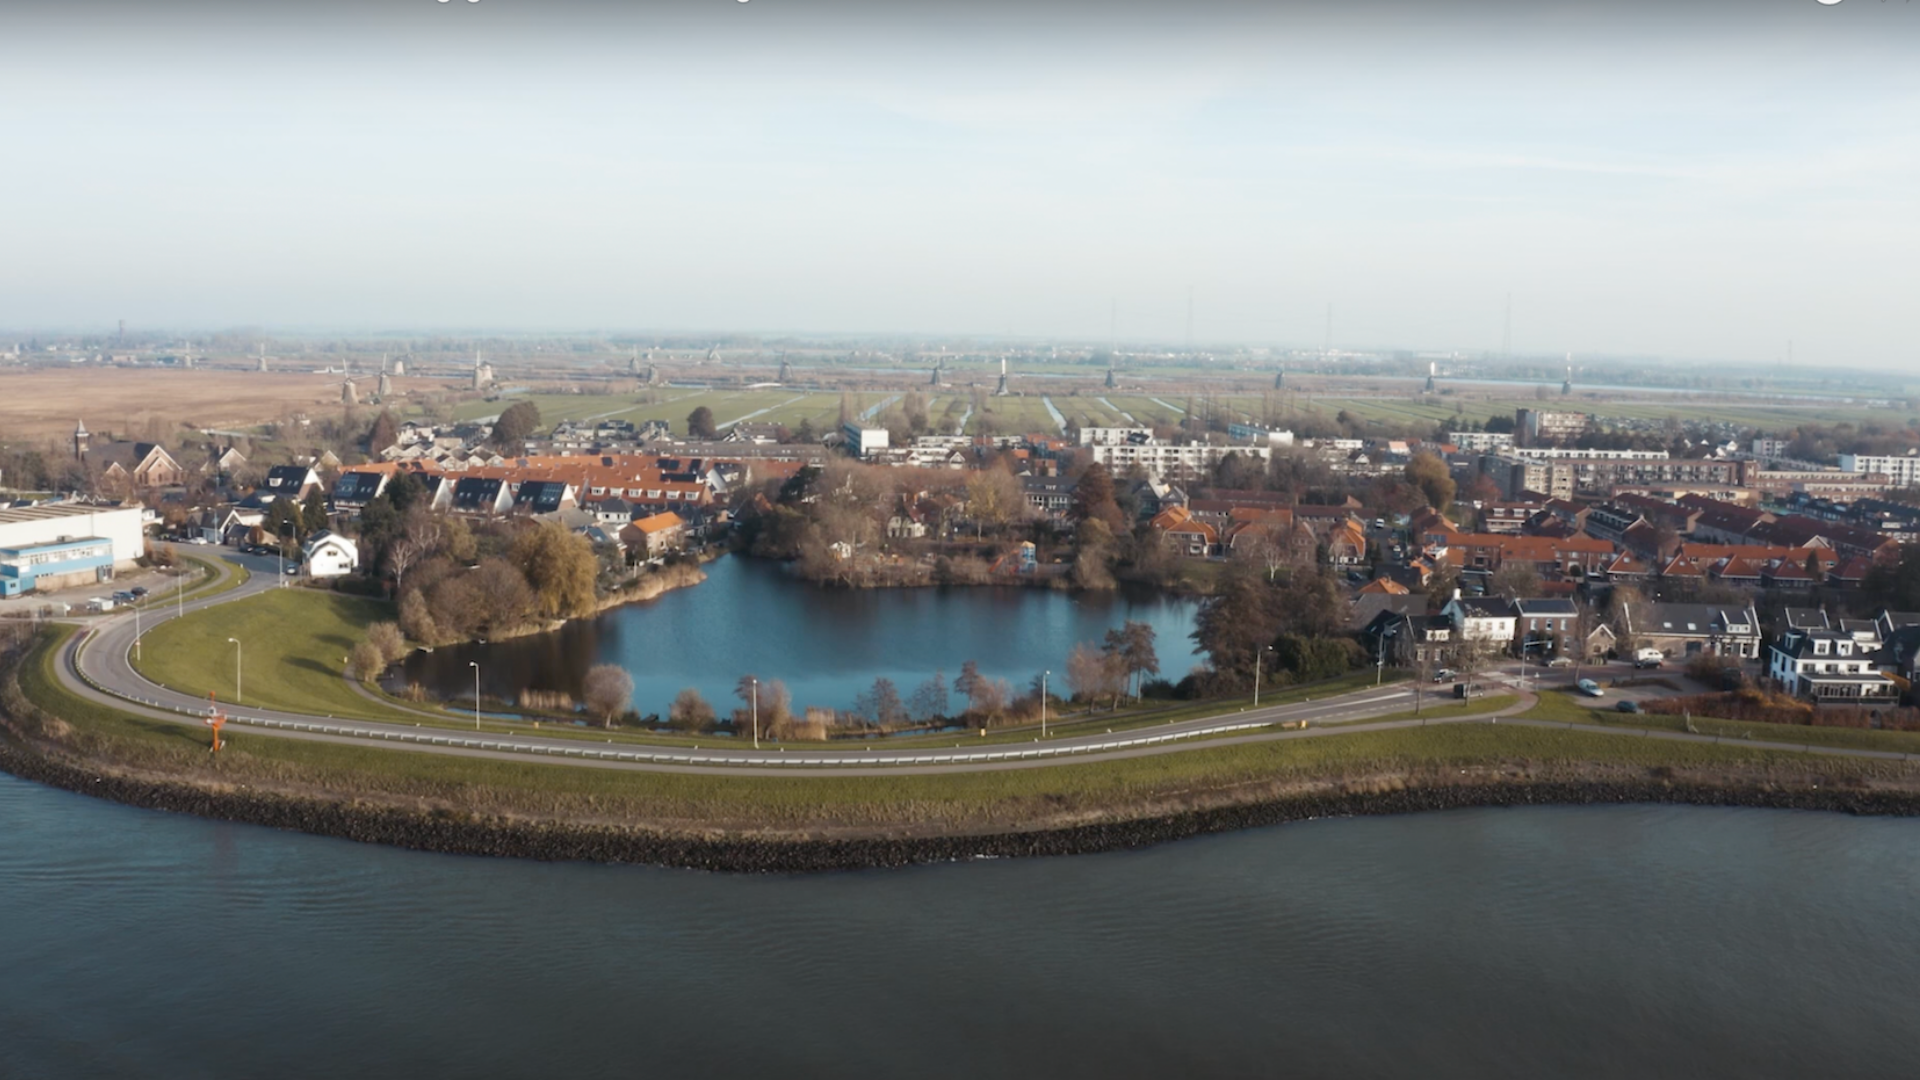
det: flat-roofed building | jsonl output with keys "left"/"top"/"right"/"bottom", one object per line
{"left": 0, "top": 503, "right": 146, "bottom": 597}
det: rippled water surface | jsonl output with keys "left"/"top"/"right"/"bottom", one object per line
{"left": 4, "top": 774, "right": 1919, "bottom": 1078}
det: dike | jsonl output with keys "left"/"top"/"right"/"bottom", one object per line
{"left": 4, "top": 730, "right": 1919, "bottom": 873}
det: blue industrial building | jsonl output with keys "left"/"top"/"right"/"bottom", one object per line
{"left": 0, "top": 537, "right": 117, "bottom": 597}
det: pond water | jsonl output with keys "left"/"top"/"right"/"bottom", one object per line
{"left": 402, "top": 554, "right": 1202, "bottom": 719}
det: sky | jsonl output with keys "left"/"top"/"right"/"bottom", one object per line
{"left": 1, "top": 0, "right": 1916, "bottom": 370}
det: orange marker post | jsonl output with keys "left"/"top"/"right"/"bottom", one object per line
{"left": 206, "top": 692, "right": 227, "bottom": 753}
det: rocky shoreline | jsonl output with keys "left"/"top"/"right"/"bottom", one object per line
{"left": 5, "top": 731, "right": 1917, "bottom": 873}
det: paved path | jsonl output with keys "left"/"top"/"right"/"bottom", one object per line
{"left": 47, "top": 552, "right": 1920, "bottom": 776}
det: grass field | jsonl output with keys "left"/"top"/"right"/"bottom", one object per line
{"left": 1519, "top": 686, "right": 1920, "bottom": 755}
{"left": 131, "top": 587, "right": 420, "bottom": 723}
{"left": 20, "top": 625, "right": 1912, "bottom": 832}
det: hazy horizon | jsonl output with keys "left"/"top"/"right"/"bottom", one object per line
{"left": 3, "top": 0, "right": 1916, "bottom": 370}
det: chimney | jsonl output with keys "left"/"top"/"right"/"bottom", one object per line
{"left": 1452, "top": 587, "right": 1462, "bottom": 602}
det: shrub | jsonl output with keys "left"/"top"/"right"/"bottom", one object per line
{"left": 668, "top": 687, "right": 716, "bottom": 732}
{"left": 366, "top": 621, "right": 408, "bottom": 664}
{"left": 346, "top": 641, "right": 385, "bottom": 682}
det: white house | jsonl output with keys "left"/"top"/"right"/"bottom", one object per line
{"left": 1768, "top": 625, "right": 1899, "bottom": 703}
{"left": 301, "top": 530, "right": 359, "bottom": 579}
{"left": 1440, "top": 592, "right": 1518, "bottom": 645}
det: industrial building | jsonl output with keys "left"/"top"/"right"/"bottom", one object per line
{"left": 0, "top": 504, "right": 146, "bottom": 597}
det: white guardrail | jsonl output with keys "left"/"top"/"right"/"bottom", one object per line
{"left": 68, "top": 630, "right": 1285, "bottom": 770}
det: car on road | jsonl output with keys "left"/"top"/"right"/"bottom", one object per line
{"left": 186, "top": 536, "right": 210, "bottom": 545}
{"left": 1576, "top": 678, "right": 1604, "bottom": 698}
{"left": 1432, "top": 668, "right": 1456, "bottom": 682}
{"left": 1633, "top": 647, "right": 1664, "bottom": 669}
{"left": 1545, "top": 656, "right": 1575, "bottom": 669}
{"left": 1616, "top": 700, "right": 1641, "bottom": 713}
{"left": 111, "top": 591, "right": 135, "bottom": 604}
{"left": 129, "top": 586, "right": 148, "bottom": 598}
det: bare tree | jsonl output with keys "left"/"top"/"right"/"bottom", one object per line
{"left": 384, "top": 505, "right": 443, "bottom": 590}
{"left": 584, "top": 664, "right": 634, "bottom": 728}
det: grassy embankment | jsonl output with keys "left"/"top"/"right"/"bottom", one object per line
{"left": 15, "top": 625, "right": 1916, "bottom": 835}
{"left": 1520, "top": 687, "right": 1920, "bottom": 756}
{"left": 131, "top": 587, "right": 431, "bottom": 724}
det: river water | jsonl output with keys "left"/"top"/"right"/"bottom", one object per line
{"left": 4, "top": 774, "right": 1918, "bottom": 1078}
{"left": 403, "top": 555, "right": 1201, "bottom": 720}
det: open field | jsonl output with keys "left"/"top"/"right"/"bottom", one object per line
{"left": 0, "top": 369, "right": 450, "bottom": 443}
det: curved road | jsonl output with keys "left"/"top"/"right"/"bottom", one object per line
{"left": 49, "top": 552, "right": 1920, "bottom": 775}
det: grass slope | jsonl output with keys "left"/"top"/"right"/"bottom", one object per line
{"left": 19, "top": 627, "right": 1913, "bottom": 833}
{"left": 132, "top": 587, "right": 413, "bottom": 721}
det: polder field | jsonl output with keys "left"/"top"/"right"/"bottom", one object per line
{"left": 447, "top": 377, "right": 1919, "bottom": 441}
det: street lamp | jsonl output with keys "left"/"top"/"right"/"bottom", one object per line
{"left": 1254, "top": 644, "right": 1275, "bottom": 707}
{"left": 133, "top": 600, "right": 141, "bottom": 663}
{"left": 469, "top": 661, "right": 481, "bottom": 731}
{"left": 226, "top": 637, "right": 242, "bottom": 704}
{"left": 750, "top": 676, "right": 760, "bottom": 750}
{"left": 1041, "top": 670, "right": 1049, "bottom": 738}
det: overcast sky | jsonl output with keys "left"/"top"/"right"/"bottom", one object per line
{"left": 2, "top": 0, "right": 1916, "bottom": 370}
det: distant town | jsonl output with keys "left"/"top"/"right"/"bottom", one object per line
{"left": 2, "top": 333, "right": 1918, "bottom": 722}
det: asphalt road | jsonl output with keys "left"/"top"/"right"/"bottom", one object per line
{"left": 47, "top": 552, "right": 1920, "bottom": 776}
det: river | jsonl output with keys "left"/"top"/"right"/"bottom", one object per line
{"left": 3, "top": 774, "right": 1917, "bottom": 1078}
{"left": 402, "top": 555, "right": 1201, "bottom": 720}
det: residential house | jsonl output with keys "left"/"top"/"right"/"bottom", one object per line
{"left": 1769, "top": 623, "right": 1900, "bottom": 703}
{"left": 301, "top": 531, "right": 359, "bottom": 579}
{"left": 1512, "top": 598, "right": 1581, "bottom": 655}
{"left": 511, "top": 479, "right": 576, "bottom": 516}
{"left": 1021, "top": 476, "right": 1078, "bottom": 520}
{"left": 450, "top": 476, "right": 514, "bottom": 516}
{"left": 620, "top": 511, "right": 687, "bottom": 560}
{"left": 330, "top": 470, "right": 391, "bottom": 511}
{"left": 1441, "top": 592, "right": 1518, "bottom": 646}
{"left": 1149, "top": 506, "right": 1217, "bottom": 557}
{"left": 1622, "top": 602, "right": 1762, "bottom": 660}
{"left": 262, "top": 465, "right": 323, "bottom": 502}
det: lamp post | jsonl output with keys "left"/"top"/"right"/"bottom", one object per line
{"left": 1254, "top": 644, "right": 1274, "bottom": 707}
{"left": 133, "top": 601, "right": 141, "bottom": 663}
{"left": 469, "top": 661, "right": 481, "bottom": 731}
{"left": 750, "top": 676, "right": 760, "bottom": 750}
{"left": 226, "top": 637, "right": 241, "bottom": 704}
{"left": 1041, "top": 670, "right": 1049, "bottom": 738}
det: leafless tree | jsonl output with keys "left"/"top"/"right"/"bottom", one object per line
{"left": 584, "top": 664, "right": 634, "bottom": 728}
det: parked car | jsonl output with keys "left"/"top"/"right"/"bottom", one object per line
{"left": 129, "top": 586, "right": 148, "bottom": 598}
{"left": 186, "top": 536, "right": 210, "bottom": 545}
{"left": 1616, "top": 700, "right": 1641, "bottom": 714}
{"left": 1546, "top": 656, "right": 1575, "bottom": 669}
{"left": 1576, "top": 678, "right": 1604, "bottom": 698}
{"left": 1432, "top": 668, "right": 1456, "bottom": 683}
{"left": 1633, "top": 647, "right": 1664, "bottom": 669}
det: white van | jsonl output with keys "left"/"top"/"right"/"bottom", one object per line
{"left": 1633, "top": 647, "right": 1663, "bottom": 669}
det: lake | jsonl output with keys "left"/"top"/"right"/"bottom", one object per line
{"left": 3, "top": 774, "right": 1917, "bottom": 1078}
{"left": 402, "top": 554, "right": 1203, "bottom": 720}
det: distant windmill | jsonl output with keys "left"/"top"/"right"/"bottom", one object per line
{"left": 1562, "top": 353, "right": 1574, "bottom": 396}
{"left": 994, "top": 356, "right": 1011, "bottom": 397}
